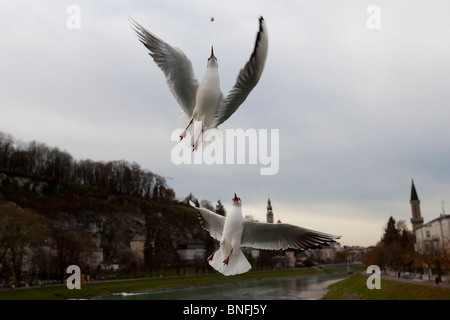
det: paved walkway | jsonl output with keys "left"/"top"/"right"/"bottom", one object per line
{"left": 379, "top": 273, "right": 450, "bottom": 289}
{"left": 359, "top": 270, "right": 450, "bottom": 289}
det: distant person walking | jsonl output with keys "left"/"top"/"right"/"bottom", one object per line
{"left": 435, "top": 277, "right": 440, "bottom": 286}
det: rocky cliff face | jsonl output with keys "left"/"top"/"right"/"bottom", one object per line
{"left": 0, "top": 172, "right": 208, "bottom": 264}
{"left": 49, "top": 210, "right": 147, "bottom": 252}
{"left": 0, "top": 172, "right": 48, "bottom": 195}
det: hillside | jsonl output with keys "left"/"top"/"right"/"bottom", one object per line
{"left": 0, "top": 170, "right": 212, "bottom": 281}
{"left": 0, "top": 131, "right": 222, "bottom": 283}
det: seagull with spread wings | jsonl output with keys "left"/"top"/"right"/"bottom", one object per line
{"left": 191, "top": 194, "right": 341, "bottom": 276}
{"left": 130, "top": 16, "right": 268, "bottom": 150}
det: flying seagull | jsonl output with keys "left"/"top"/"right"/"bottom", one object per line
{"left": 190, "top": 194, "right": 341, "bottom": 276}
{"left": 130, "top": 16, "right": 268, "bottom": 150}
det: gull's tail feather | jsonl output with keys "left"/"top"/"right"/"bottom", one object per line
{"left": 208, "top": 248, "right": 251, "bottom": 276}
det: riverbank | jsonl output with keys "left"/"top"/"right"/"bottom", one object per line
{"left": 0, "top": 267, "right": 333, "bottom": 300}
{"left": 324, "top": 272, "right": 450, "bottom": 300}
{"left": 107, "top": 271, "right": 348, "bottom": 300}
{"left": 295, "top": 277, "right": 344, "bottom": 300}
{"left": 3, "top": 266, "right": 447, "bottom": 300}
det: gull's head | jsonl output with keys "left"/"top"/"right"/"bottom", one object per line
{"left": 207, "top": 46, "right": 218, "bottom": 67}
{"left": 232, "top": 193, "right": 241, "bottom": 206}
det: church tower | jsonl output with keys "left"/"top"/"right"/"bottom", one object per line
{"left": 410, "top": 179, "right": 424, "bottom": 231}
{"left": 267, "top": 197, "right": 274, "bottom": 223}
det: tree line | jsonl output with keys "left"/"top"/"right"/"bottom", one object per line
{"left": 363, "top": 216, "right": 449, "bottom": 281}
{"left": 0, "top": 131, "right": 171, "bottom": 200}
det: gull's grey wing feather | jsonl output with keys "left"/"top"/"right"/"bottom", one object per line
{"left": 189, "top": 201, "right": 225, "bottom": 242}
{"left": 130, "top": 17, "right": 199, "bottom": 117}
{"left": 211, "top": 16, "right": 268, "bottom": 128}
{"left": 241, "top": 221, "right": 340, "bottom": 250}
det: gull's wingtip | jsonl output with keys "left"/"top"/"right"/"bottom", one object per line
{"left": 328, "top": 235, "right": 341, "bottom": 241}
{"left": 189, "top": 200, "right": 197, "bottom": 208}
{"left": 128, "top": 16, "right": 141, "bottom": 31}
{"left": 128, "top": 15, "right": 137, "bottom": 25}
{"left": 259, "top": 16, "right": 265, "bottom": 29}
{"left": 128, "top": 16, "right": 146, "bottom": 32}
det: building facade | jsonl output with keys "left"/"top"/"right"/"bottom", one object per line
{"left": 409, "top": 180, "right": 450, "bottom": 252}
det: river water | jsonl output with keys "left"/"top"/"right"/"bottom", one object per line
{"left": 105, "top": 272, "right": 348, "bottom": 300}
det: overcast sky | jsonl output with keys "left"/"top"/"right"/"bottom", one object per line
{"left": 1, "top": 0, "right": 450, "bottom": 247}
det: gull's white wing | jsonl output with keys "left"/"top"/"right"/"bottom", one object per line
{"left": 189, "top": 201, "right": 225, "bottom": 242}
{"left": 211, "top": 16, "right": 268, "bottom": 128}
{"left": 241, "top": 221, "right": 340, "bottom": 250}
{"left": 130, "top": 17, "right": 199, "bottom": 117}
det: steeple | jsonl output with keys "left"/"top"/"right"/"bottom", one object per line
{"left": 410, "top": 179, "right": 423, "bottom": 231}
{"left": 411, "top": 179, "right": 419, "bottom": 201}
{"left": 267, "top": 197, "right": 274, "bottom": 223}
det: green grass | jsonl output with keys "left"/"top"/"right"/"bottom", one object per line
{"left": 0, "top": 268, "right": 319, "bottom": 300}
{"left": 324, "top": 273, "right": 450, "bottom": 300}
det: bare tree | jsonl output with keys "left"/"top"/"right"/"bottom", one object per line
{"left": 0, "top": 131, "right": 15, "bottom": 169}
{"left": 0, "top": 204, "right": 45, "bottom": 282}
{"left": 50, "top": 226, "right": 95, "bottom": 281}
{"left": 416, "top": 239, "right": 450, "bottom": 282}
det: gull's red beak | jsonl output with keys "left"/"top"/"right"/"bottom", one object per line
{"left": 210, "top": 46, "right": 215, "bottom": 59}
{"left": 233, "top": 193, "right": 239, "bottom": 203}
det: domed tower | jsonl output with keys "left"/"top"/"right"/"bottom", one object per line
{"left": 267, "top": 197, "right": 274, "bottom": 223}
{"left": 410, "top": 179, "right": 424, "bottom": 231}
